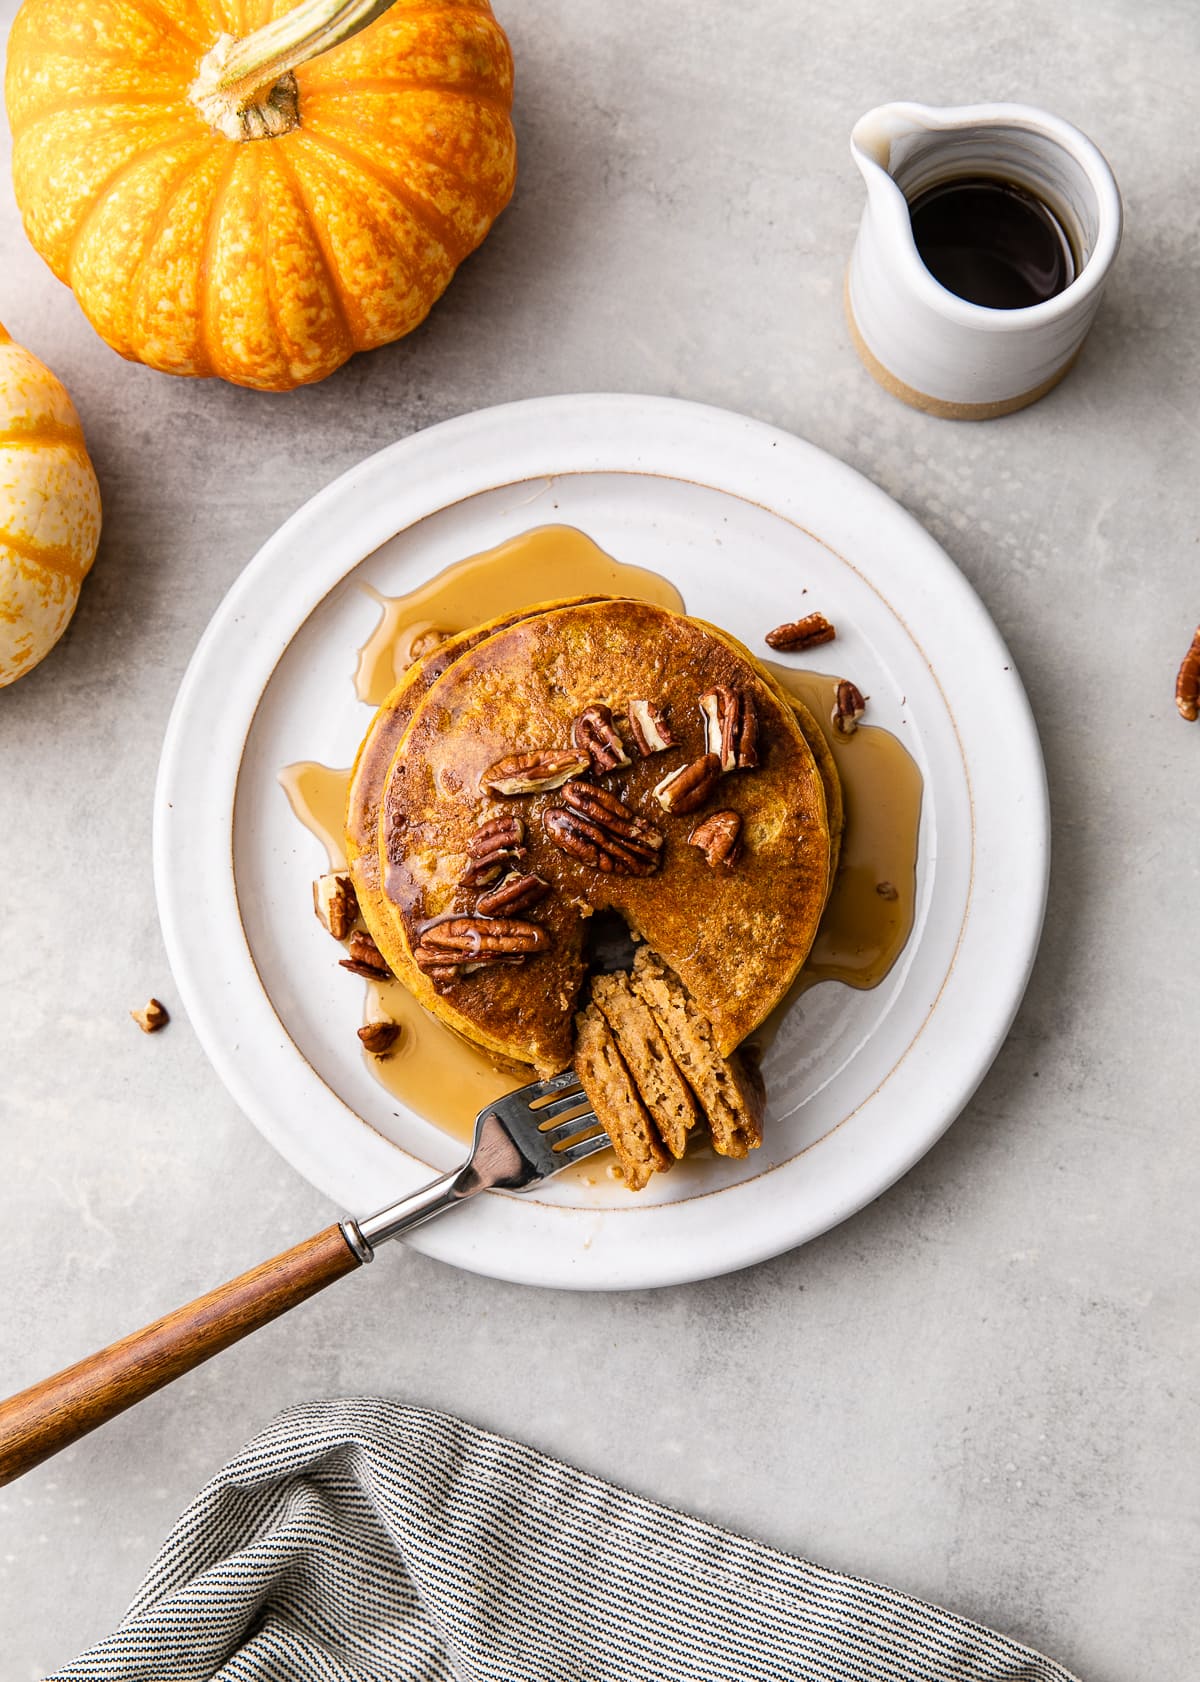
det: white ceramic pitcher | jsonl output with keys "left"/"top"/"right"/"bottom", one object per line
{"left": 846, "top": 102, "right": 1122, "bottom": 419}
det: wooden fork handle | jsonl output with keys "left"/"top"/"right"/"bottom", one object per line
{"left": 0, "top": 1223, "right": 362, "bottom": 1487}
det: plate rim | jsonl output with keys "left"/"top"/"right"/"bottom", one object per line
{"left": 154, "top": 393, "right": 1049, "bottom": 1289}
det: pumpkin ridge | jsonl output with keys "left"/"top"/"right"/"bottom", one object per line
{"left": 0, "top": 420, "right": 85, "bottom": 447}
{"left": 124, "top": 0, "right": 214, "bottom": 51}
{"left": 295, "top": 126, "right": 458, "bottom": 261}
{"left": 8, "top": 37, "right": 193, "bottom": 66}
{"left": 125, "top": 142, "right": 216, "bottom": 356}
{"left": 63, "top": 122, "right": 195, "bottom": 282}
{"left": 10, "top": 91, "right": 190, "bottom": 124}
{"left": 268, "top": 142, "right": 359, "bottom": 349}
{"left": 302, "top": 76, "right": 511, "bottom": 117}
{"left": 196, "top": 146, "right": 244, "bottom": 378}
{"left": 256, "top": 155, "right": 287, "bottom": 370}
{"left": 304, "top": 104, "right": 511, "bottom": 226}
{"left": 0, "top": 527, "right": 95, "bottom": 586}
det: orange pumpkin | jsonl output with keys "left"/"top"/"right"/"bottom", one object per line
{"left": 5, "top": 0, "right": 516, "bottom": 391}
{"left": 0, "top": 321, "right": 102, "bottom": 686}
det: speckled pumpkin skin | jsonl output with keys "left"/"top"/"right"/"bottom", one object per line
{"left": 5, "top": 0, "right": 516, "bottom": 390}
{"left": 0, "top": 322, "right": 101, "bottom": 687}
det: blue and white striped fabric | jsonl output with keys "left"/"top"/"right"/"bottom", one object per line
{"left": 52, "top": 1398, "right": 1079, "bottom": 1681}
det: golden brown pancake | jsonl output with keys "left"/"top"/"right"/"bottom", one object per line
{"left": 361, "top": 597, "right": 832, "bottom": 1072}
{"left": 346, "top": 595, "right": 608, "bottom": 901}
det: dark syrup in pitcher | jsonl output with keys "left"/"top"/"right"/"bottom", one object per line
{"left": 908, "top": 177, "right": 1075, "bottom": 309}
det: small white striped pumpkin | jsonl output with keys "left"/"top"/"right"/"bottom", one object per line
{"left": 0, "top": 322, "right": 102, "bottom": 687}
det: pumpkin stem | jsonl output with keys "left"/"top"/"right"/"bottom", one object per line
{"left": 189, "top": 0, "right": 395, "bottom": 141}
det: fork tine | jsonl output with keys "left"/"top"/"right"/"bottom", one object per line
{"left": 521, "top": 1069, "right": 584, "bottom": 1106}
{"left": 555, "top": 1131, "right": 612, "bottom": 1166}
{"left": 540, "top": 1110, "right": 600, "bottom": 1144}
{"left": 536, "top": 1089, "right": 595, "bottom": 1124}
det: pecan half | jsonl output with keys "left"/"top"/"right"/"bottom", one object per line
{"left": 482, "top": 749, "right": 590, "bottom": 796}
{"left": 653, "top": 753, "right": 721, "bottom": 815}
{"left": 765, "top": 613, "right": 836, "bottom": 651}
{"left": 130, "top": 998, "right": 169, "bottom": 1034}
{"left": 313, "top": 872, "right": 360, "bottom": 942}
{"left": 627, "top": 698, "right": 675, "bottom": 756}
{"left": 413, "top": 915, "right": 550, "bottom": 973}
{"left": 1176, "top": 625, "right": 1200, "bottom": 721}
{"left": 699, "top": 685, "right": 760, "bottom": 771}
{"left": 339, "top": 929, "right": 393, "bottom": 979}
{"left": 476, "top": 870, "right": 552, "bottom": 917}
{"left": 358, "top": 1020, "right": 400, "bottom": 1056}
{"left": 460, "top": 814, "right": 528, "bottom": 888}
{"left": 832, "top": 679, "right": 867, "bottom": 736}
{"left": 572, "top": 704, "right": 631, "bottom": 774}
{"left": 688, "top": 810, "right": 743, "bottom": 870}
{"left": 544, "top": 783, "right": 664, "bottom": 876}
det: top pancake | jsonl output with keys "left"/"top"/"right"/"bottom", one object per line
{"left": 358, "top": 597, "right": 833, "bottom": 1072}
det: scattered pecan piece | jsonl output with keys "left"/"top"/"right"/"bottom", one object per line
{"left": 627, "top": 698, "right": 675, "bottom": 756}
{"left": 875, "top": 881, "right": 899, "bottom": 901}
{"left": 832, "top": 679, "right": 867, "bottom": 736}
{"left": 130, "top": 998, "right": 169, "bottom": 1034}
{"left": 544, "top": 783, "right": 664, "bottom": 876}
{"left": 765, "top": 613, "right": 836, "bottom": 651}
{"left": 688, "top": 810, "right": 743, "bottom": 870}
{"left": 460, "top": 814, "right": 528, "bottom": 888}
{"left": 572, "top": 704, "right": 631, "bottom": 774}
{"left": 699, "top": 685, "right": 760, "bottom": 771}
{"left": 476, "top": 870, "right": 552, "bottom": 917}
{"left": 313, "top": 871, "right": 360, "bottom": 942}
{"left": 652, "top": 752, "right": 722, "bottom": 815}
{"left": 482, "top": 749, "right": 590, "bottom": 796}
{"left": 358, "top": 1020, "right": 400, "bottom": 1056}
{"left": 406, "top": 625, "right": 448, "bottom": 663}
{"left": 1176, "top": 625, "right": 1200, "bottom": 721}
{"left": 339, "top": 929, "right": 393, "bottom": 979}
{"left": 412, "top": 915, "right": 550, "bottom": 973}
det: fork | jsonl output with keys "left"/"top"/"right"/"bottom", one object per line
{"left": 0, "top": 1071, "right": 603, "bottom": 1487}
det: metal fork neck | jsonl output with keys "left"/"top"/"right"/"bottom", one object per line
{"left": 342, "top": 1166, "right": 473, "bottom": 1262}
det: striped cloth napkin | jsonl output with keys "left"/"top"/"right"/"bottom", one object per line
{"left": 51, "top": 1398, "right": 1079, "bottom": 1681}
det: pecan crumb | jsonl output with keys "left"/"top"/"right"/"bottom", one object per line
{"left": 406, "top": 625, "right": 448, "bottom": 664}
{"left": 627, "top": 698, "right": 675, "bottom": 756}
{"left": 688, "top": 810, "right": 743, "bottom": 870}
{"left": 358, "top": 1019, "right": 400, "bottom": 1056}
{"left": 832, "top": 679, "right": 867, "bottom": 736}
{"left": 313, "top": 872, "right": 360, "bottom": 942}
{"left": 339, "top": 929, "right": 393, "bottom": 979}
{"left": 482, "top": 749, "right": 590, "bottom": 796}
{"left": 130, "top": 998, "right": 169, "bottom": 1034}
{"left": 652, "top": 753, "right": 721, "bottom": 815}
{"left": 765, "top": 613, "right": 836, "bottom": 652}
{"left": 1176, "top": 625, "right": 1200, "bottom": 721}
{"left": 875, "top": 881, "right": 899, "bottom": 901}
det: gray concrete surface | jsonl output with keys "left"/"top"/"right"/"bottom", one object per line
{"left": 2, "top": 0, "right": 1198, "bottom": 1675}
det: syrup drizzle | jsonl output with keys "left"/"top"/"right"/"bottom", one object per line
{"left": 279, "top": 524, "right": 921, "bottom": 1143}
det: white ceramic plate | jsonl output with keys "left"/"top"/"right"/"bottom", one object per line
{"left": 155, "top": 395, "right": 1048, "bottom": 1291}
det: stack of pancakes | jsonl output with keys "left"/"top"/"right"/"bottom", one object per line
{"left": 346, "top": 596, "right": 843, "bottom": 1189}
